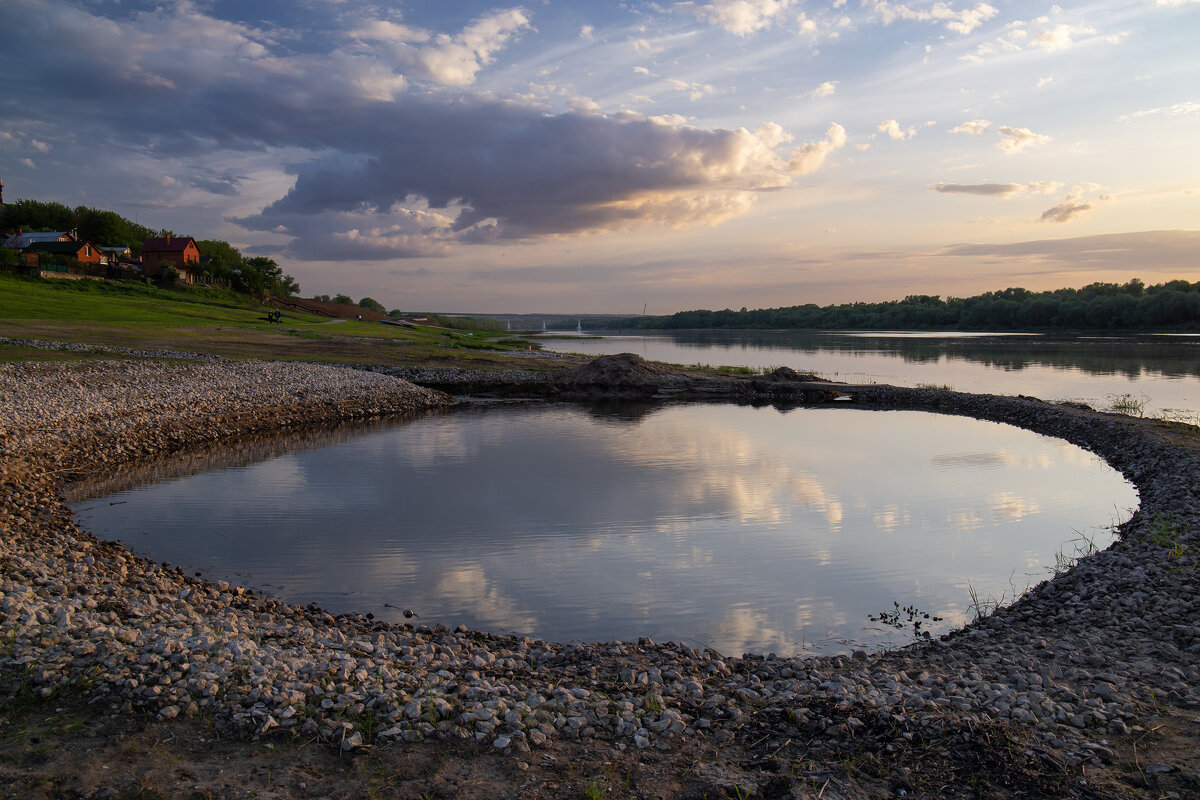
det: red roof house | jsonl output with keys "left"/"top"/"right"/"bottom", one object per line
{"left": 140, "top": 235, "right": 200, "bottom": 278}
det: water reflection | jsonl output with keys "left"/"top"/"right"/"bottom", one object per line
{"left": 539, "top": 330, "right": 1200, "bottom": 416}
{"left": 72, "top": 403, "right": 1137, "bottom": 657}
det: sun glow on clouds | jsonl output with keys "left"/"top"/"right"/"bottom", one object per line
{"left": 1, "top": 0, "right": 1196, "bottom": 311}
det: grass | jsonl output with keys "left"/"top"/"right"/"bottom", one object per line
{"left": 966, "top": 579, "right": 1011, "bottom": 622}
{"left": 1048, "top": 529, "right": 1103, "bottom": 576}
{"left": 1105, "top": 392, "right": 1148, "bottom": 417}
{"left": 0, "top": 271, "right": 546, "bottom": 367}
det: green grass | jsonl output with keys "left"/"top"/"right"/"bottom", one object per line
{"left": 0, "top": 271, "right": 540, "bottom": 365}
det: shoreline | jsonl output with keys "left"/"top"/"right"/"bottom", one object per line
{"left": 3, "top": 354, "right": 1199, "bottom": 798}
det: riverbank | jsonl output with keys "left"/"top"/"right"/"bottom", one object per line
{"left": 2, "top": 354, "right": 1199, "bottom": 798}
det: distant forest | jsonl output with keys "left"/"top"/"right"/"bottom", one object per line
{"left": 628, "top": 280, "right": 1200, "bottom": 332}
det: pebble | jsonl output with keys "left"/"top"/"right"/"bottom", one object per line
{"left": 1, "top": 355, "right": 1198, "bottom": 757}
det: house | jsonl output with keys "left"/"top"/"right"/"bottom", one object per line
{"left": 140, "top": 235, "right": 200, "bottom": 278}
{"left": 2, "top": 230, "right": 75, "bottom": 250}
{"left": 21, "top": 240, "right": 106, "bottom": 278}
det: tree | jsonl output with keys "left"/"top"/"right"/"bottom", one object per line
{"left": 310, "top": 294, "right": 331, "bottom": 302}
{"left": 333, "top": 294, "right": 353, "bottom": 305}
{"left": 358, "top": 297, "right": 386, "bottom": 314}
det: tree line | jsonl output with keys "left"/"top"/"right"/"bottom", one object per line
{"left": 628, "top": 280, "right": 1200, "bottom": 332}
{"left": 2, "top": 198, "right": 298, "bottom": 297}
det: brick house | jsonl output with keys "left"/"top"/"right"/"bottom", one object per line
{"left": 140, "top": 235, "right": 200, "bottom": 278}
{"left": 21, "top": 239, "right": 106, "bottom": 273}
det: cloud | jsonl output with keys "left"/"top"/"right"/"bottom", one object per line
{"left": 233, "top": 104, "right": 809, "bottom": 256}
{"left": 667, "top": 78, "right": 717, "bottom": 101}
{"left": 787, "top": 123, "right": 847, "bottom": 174}
{"left": 1031, "top": 23, "right": 1095, "bottom": 51}
{"left": 20, "top": 158, "right": 36, "bottom": 169}
{"left": 936, "top": 230, "right": 1200, "bottom": 272}
{"left": 878, "top": 119, "right": 916, "bottom": 140}
{"left": 674, "top": 0, "right": 795, "bottom": 36}
{"left": 996, "top": 126, "right": 1051, "bottom": 154}
{"left": 353, "top": 8, "right": 532, "bottom": 88}
{"left": 1038, "top": 186, "right": 1111, "bottom": 224}
{"left": 580, "top": 25, "right": 595, "bottom": 40}
{"left": 1119, "top": 100, "right": 1200, "bottom": 121}
{"left": 810, "top": 81, "right": 838, "bottom": 98}
{"left": 189, "top": 173, "right": 247, "bottom": 197}
{"left": 930, "top": 181, "right": 1061, "bottom": 197}
{"left": 950, "top": 119, "right": 990, "bottom": 135}
{"left": 868, "top": 1, "right": 999, "bottom": 35}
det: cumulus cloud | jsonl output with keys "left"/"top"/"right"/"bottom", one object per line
{"left": 950, "top": 119, "right": 990, "bottom": 135}
{"left": 810, "top": 81, "right": 838, "bottom": 98}
{"left": 674, "top": 0, "right": 795, "bottom": 36}
{"left": 233, "top": 104, "right": 816, "bottom": 255}
{"left": 996, "top": 126, "right": 1051, "bottom": 154}
{"left": 930, "top": 181, "right": 1061, "bottom": 197}
{"left": 868, "top": 1, "right": 999, "bottom": 35}
{"left": 787, "top": 123, "right": 847, "bottom": 174}
{"left": 1031, "top": 23, "right": 1095, "bottom": 51}
{"left": 878, "top": 119, "right": 916, "bottom": 140}
{"left": 352, "top": 8, "right": 531, "bottom": 88}
{"left": 667, "top": 78, "right": 717, "bottom": 101}
{"left": 580, "top": 25, "right": 595, "bottom": 40}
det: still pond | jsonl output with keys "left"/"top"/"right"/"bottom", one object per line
{"left": 74, "top": 402, "right": 1137, "bottom": 657}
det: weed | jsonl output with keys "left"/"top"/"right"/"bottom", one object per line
{"left": 1148, "top": 513, "right": 1189, "bottom": 546}
{"left": 581, "top": 780, "right": 605, "bottom": 800}
{"left": 1105, "top": 392, "right": 1148, "bottom": 417}
{"left": 1048, "top": 529, "right": 1102, "bottom": 576}
{"left": 644, "top": 694, "right": 664, "bottom": 715}
{"left": 915, "top": 382, "right": 954, "bottom": 391}
{"left": 731, "top": 783, "right": 752, "bottom": 799}
{"left": 868, "top": 601, "right": 943, "bottom": 638}
{"left": 966, "top": 580, "right": 1009, "bottom": 621}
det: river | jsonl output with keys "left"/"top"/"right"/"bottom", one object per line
{"left": 536, "top": 330, "right": 1200, "bottom": 420}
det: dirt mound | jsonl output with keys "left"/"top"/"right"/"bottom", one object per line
{"left": 764, "top": 365, "right": 821, "bottom": 382}
{"left": 565, "top": 353, "right": 673, "bottom": 386}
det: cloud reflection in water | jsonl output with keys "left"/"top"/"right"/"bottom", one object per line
{"left": 73, "top": 404, "right": 1136, "bottom": 656}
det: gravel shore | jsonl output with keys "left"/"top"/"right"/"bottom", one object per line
{"left": 2, "top": 357, "right": 1198, "bottom": 797}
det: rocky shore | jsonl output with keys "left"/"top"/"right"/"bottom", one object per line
{"left": 2, "top": 354, "right": 1199, "bottom": 798}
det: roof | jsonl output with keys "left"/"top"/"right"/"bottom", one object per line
{"left": 142, "top": 237, "right": 197, "bottom": 253}
{"left": 3, "top": 231, "right": 73, "bottom": 249}
{"left": 22, "top": 241, "right": 93, "bottom": 255}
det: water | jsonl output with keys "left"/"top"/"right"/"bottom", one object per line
{"left": 538, "top": 330, "right": 1200, "bottom": 419}
{"left": 73, "top": 402, "right": 1136, "bottom": 657}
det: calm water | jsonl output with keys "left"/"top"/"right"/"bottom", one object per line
{"left": 538, "top": 330, "right": 1200, "bottom": 419}
{"left": 74, "top": 403, "right": 1136, "bottom": 657}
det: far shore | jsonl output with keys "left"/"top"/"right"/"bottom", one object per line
{"left": 2, "top": 350, "right": 1199, "bottom": 799}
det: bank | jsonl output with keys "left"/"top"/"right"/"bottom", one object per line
{"left": 2, "top": 352, "right": 1198, "bottom": 799}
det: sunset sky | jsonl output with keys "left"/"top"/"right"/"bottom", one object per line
{"left": 2, "top": 0, "right": 1196, "bottom": 314}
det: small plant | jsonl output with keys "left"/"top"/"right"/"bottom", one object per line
{"left": 966, "top": 580, "right": 1009, "bottom": 621}
{"left": 1048, "top": 530, "right": 1102, "bottom": 576}
{"left": 582, "top": 780, "right": 605, "bottom": 800}
{"left": 868, "top": 601, "right": 943, "bottom": 638}
{"left": 1148, "top": 512, "right": 1189, "bottom": 547}
{"left": 1105, "top": 392, "right": 1148, "bottom": 417}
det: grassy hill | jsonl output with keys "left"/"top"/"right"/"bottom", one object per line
{"left": 0, "top": 272, "right": 543, "bottom": 368}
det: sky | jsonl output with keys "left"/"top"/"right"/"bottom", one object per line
{"left": 1, "top": 0, "right": 1197, "bottom": 314}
